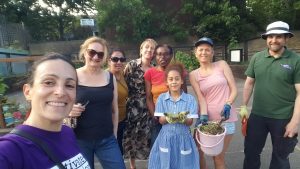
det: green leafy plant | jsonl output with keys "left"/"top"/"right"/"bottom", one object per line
{"left": 175, "top": 51, "right": 199, "bottom": 72}
{"left": 0, "top": 77, "right": 9, "bottom": 104}
{"left": 0, "top": 77, "right": 8, "bottom": 95}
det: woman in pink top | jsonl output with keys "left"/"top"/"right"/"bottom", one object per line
{"left": 189, "top": 37, "right": 238, "bottom": 169}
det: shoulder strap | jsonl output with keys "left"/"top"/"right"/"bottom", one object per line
{"left": 10, "top": 129, "right": 66, "bottom": 169}
{"left": 109, "top": 72, "right": 114, "bottom": 89}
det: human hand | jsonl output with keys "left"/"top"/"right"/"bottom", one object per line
{"left": 284, "top": 121, "right": 299, "bottom": 138}
{"left": 178, "top": 111, "right": 189, "bottom": 123}
{"left": 69, "top": 101, "right": 89, "bottom": 117}
{"left": 195, "top": 114, "right": 208, "bottom": 126}
{"left": 164, "top": 113, "right": 179, "bottom": 124}
{"left": 221, "top": 103, "right": 231, "bottom": 120}
{"left": 239, "top": 105, "right": 248, "bottom": 118}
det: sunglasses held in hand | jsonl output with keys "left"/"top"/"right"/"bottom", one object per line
{"left": 63, "top": 100, "right": 89, "bottom": 128}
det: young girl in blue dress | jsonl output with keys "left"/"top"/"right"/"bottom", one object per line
{"left": 148, "top": 63, "right": 200, "bottom": 169}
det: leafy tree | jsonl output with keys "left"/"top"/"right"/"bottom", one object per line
{"left": 246, "top": 0, "right": 299, "bottom": 29}
{"left": 0, "top": 0, "right": 95, "bottom": 41}
{"left": 180, "top": 0, "right": 241, "bottom": 56}
{"left": 0, "top": 0, "right": 38, "bottom": 24}
{"left": 34, "top": 0, "right": 95, "bottom": 40}
{"left": 96, "top": 0, "right": 158, "bottom": 42}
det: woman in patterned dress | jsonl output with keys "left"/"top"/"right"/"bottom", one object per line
{"left": 123, "top": 38, "right": 157, "bottom": 169}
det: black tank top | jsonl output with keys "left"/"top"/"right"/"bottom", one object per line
{"left": 74, "top": 73, "right": 114, "bottom": 140}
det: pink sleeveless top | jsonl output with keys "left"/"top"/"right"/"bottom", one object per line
{"left": 194, "top": 62, "right": 237, "bottom": 122}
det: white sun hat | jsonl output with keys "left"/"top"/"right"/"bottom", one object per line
{"left": 261, "top": 21, "right": 294, "bottom": 39}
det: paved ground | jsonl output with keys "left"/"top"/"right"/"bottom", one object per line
{"left": 7, "top": 78, "right": 300, "bottom": 169}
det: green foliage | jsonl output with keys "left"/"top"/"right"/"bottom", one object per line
{"left": 2, "top": 0, "right": 300, "bottom": 43}
{"left": 73, "top": 61, "right": 84, "bottom": 69}
{"left": 181, "top": 0, "right": 241, "bottom": 45}
{"left": 96, "top": 0, "right": 158, "bottom": 42}
{"left": 164, "top": 20, "right": 189, "bottom": 42}
{"left": 0, "top": 77, "right": 9, "bottom": 104}
{"left": 175, "top": 51, "right": 199, "bottom": 72}
{"left": 0, "top": 77, "right": 8, "bottom": 95}
{"left": 0, "top": 0, "right": 94, "bottom": 41}
{"left": 246, "top": 0, "right": 299, "bottom": 28}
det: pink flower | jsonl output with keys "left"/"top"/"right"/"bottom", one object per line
{"left": 13, "top": 111, "right": 22, "bottom": 119}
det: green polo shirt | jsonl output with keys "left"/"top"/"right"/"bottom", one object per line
{"left": 245, "top": 48, "right": 300, "bottom": 119}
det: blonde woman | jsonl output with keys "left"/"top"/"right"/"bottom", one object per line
{"left": 190, "top": 37, "right": 238, "bottom": 169}
{"left": 123, "top": 38, "right": 157, "bottom": 169}
{"left": 69, "top": 37, "right": 125, "bottom": 169}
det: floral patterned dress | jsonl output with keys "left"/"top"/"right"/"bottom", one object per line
{"left": 123, "top": 58, "right": 152, "bottom": 159}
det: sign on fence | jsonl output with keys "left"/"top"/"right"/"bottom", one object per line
{"left": 80, "top": 19, "right": 94, "bottom": 26}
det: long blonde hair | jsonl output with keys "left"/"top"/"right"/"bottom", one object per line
{"left": 79, "top": 36, "right": 109, "bottom": 62}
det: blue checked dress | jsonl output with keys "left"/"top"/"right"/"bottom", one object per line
{"left": 148, "top": 91, "right": 200, "bottom": 169}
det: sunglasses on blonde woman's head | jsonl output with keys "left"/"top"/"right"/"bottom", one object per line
{"left": 86, "top": 49, "right": 104, "bottom": 59}
{"left": 110, "top": 57, "right": 126, "bottom": 63}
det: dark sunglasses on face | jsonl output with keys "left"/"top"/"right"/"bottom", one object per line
{"left": 110, "top": 57, "right": 126, "bottom": 63}
{"left": 87, "top": 49, "right": 104, "bottom": 59}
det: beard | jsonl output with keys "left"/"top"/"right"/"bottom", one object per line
{"left": 268, "top": 44, "right": 285, "bottom": 53}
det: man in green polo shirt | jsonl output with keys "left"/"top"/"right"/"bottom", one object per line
{"left": 241, "top": 21, "right": 300, "bottom": 169}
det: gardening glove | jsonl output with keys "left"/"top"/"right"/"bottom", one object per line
{"left": 177, "top": 111, "right": 189, "bottom": 123}
{"left": 239, "top": 105, "right": 248, "bottom": 118}
{"left": 196, "top": 114, "right": 208, "bottom": 126}
{"left": 164, "top": 113, "right": 178, "bottom": 124}
{"left": 221, "top": 103, "right": 231, "bottom": 120}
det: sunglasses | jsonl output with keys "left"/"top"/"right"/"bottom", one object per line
{"left": 110, "top": 57, "right": 126, "bottom": 63}
{"left": 86, "top": 49, "right": 104, "bottom": 59}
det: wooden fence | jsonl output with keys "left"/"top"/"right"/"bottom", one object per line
{"left": 0, "top": 56, "right": 43, "bottom": 63}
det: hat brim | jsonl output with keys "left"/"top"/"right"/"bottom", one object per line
{"left": 261, "top": 30, "right": 294, "bottom": 39}
{"left": 194, "top": 41, "right": 213, "bottom": 47}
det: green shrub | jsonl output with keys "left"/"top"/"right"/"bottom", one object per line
{"left": 0, "top": 77, "right": 8, "bottom": 95}
{"left": 175, "top": 51, "right": 199, "bottom": 72}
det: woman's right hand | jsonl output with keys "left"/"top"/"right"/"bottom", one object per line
{"left": 69, "top": 103, "right": 86, "bottom": 117}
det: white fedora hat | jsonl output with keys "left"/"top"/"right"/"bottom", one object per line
{"left": 261, "top": 21, "right": 294, "bottom": 39}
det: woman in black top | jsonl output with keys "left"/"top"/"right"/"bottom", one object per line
{"left": 69, "top": 36, "right": 125, "bottom": 169}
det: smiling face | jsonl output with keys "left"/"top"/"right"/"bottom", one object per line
{"left": 109, "top": 51, "right": 126, "bottom": 73}
{"left": 84, "top": 42, "right": 106, "bottom": 67}
{"left": 266, "top": 34, "right": 288, "bottom": 56}
{"left": 23, "top": 59, "right": 77, "bottom": 123}
{"left": 166, "top": 70, "right": 183, "bottom": 92}
{"left": 140, "top": 41, "right": 156, "bottom": 61}
{"left": 155, "top": 46, "right": 172, "bottom": 68}
{"left": 194, "top": 43, "right": 214, "bottom": 64}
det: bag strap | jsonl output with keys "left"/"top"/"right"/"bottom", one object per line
{"left": 10, "top": 129, "right": 66, "bottom": 169}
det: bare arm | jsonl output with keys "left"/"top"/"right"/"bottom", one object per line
{"left": 112, "top": 76, "right": 119, "bottom": 138}
{"left": 189, "top": 70, "right": 207, "bottom": 115}
{"left": 145, "top": 79, "right": 155, "bottom": 117}
{"left": 221, "top": 61, "right": 237, "bottom": 104}
{"left": 284, "top": 84, "right": 300, "bottom": 137}
{"left": 243, "top": 77, "right": 255, "bottom": 106}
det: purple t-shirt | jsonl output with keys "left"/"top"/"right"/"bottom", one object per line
{"left": 0, "top": 125, "right": 90, "bottom": 169}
